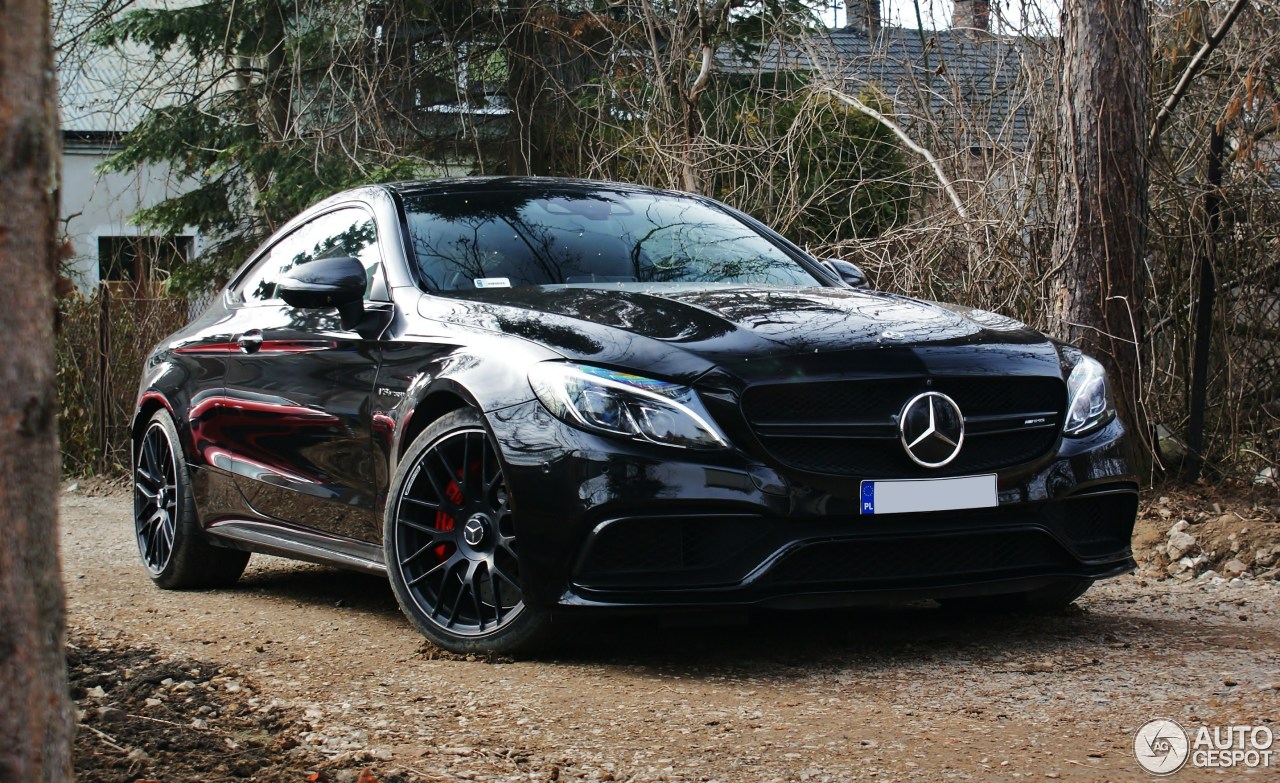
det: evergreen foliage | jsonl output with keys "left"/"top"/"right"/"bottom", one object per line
{"left": 708, "top": 80, "right": 911, "bottom": 246}
{"left": 92, "top": 1, "right": 910, "bottom": 292}
{"left": 93, "top": 1, "right": 427, "bottom": 291}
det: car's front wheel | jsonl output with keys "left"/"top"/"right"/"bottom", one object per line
{"left": 134, "top": 408, "right": 250, "bottom": 589}
{"left": 384, "top": 408, "right": 549, "bottom": 654}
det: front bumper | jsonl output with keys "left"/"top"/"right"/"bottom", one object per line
{"left": 488, "top": 401, "right": 1138, "bottom": 610}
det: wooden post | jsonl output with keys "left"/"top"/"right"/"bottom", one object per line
{"left": 97, "top": 284, "right": 111, "bottom": 474}
{"left": 1185, "top": 125, "right": 1225, "bottom": 480}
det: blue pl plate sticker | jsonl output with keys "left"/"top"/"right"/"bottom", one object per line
{"left": 858, "top": 475, "right": 997, "bottom": 516}
{"left": 474, "top": 277, "right": 511, "bottom": 289}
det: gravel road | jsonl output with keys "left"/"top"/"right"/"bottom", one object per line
{"left": 62, "top": 489, "right": 1279, "bottom": 782}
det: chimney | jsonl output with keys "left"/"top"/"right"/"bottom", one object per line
{"left": 845, "top": 1, "right": 881, "bottom": 38}
{"left": 951, "top": 0, "right": 991, "bottom": 32}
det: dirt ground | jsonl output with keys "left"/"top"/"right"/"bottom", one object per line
{"left": 62, "top": 482, "right": 1279, "bottom": 782}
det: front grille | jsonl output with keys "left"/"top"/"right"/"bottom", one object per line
{"left": 1051, "top": 491, "right": 1140, "bottom": 558}
{"left": 575, "top": 515, "right": 774, "bottom": 589}
{"left": 741, "top": 376, "right": 1065, "bottom": 478}
{"left": 762, "top": 530, "right": 1077, "bottom": 587}
{"left": 571, "top": 491, "right": 1136, "bottom": 594}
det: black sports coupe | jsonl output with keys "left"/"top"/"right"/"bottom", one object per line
{"left": 132, "top": 177, "right": 1138, "bottom": 653}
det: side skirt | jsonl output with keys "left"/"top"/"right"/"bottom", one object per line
{"left": 207, "top": 519, "right": 386, "bottom": 575}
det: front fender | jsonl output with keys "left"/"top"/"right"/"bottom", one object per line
{"left": 373, "top": 330, "right": 560, "bottom": 512}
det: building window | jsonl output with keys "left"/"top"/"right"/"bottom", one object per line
{"left": 98, "top": 235, "right": 194, "bottom": 286}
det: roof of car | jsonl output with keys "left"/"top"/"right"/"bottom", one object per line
{"left": 382, "top": 176, "right": 684, "bottom": 198}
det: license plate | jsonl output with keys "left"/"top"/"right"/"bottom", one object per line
{"left": 858, "top": 474, "right": 997, "bottom": 516}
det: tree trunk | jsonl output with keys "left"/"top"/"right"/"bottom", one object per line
{"left": 1050, "top": 0, "right": 1150, "bottom": 454}
{"left": 507, "top": 0, "right": 555, "bottom": 176}
{"left": 0, "top": 0, "right": 74, "bottom": 779}
{"left": 260, "top": 1, "right": 291, "bottom": 142}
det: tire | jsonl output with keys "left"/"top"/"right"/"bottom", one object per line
{"left": 134, "top": 408, "right": 250, "bottom": 589}
{"left": 384, "top": 408, "right": 549, "bottom": 655}
{"left": 942, "top": 578, "right": 1093, "bottom": 615}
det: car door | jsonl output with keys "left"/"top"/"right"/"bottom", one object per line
{"left": 220, "top": 206, "right": 390, "bottom": 543}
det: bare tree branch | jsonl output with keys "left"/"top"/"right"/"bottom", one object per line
{"left": 1148, "top": 0, "right": 1251, "bottom": 149}
{"left": 819, "top": 86, "right": 970, "bottom": 222}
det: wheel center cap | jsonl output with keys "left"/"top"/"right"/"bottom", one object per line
{"left": 462, "top": 514, "right": 489, "bottom": 547}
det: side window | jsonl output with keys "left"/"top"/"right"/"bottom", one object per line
{"left": 237, "top": 207, "right": 386, "bottom": 304}
{"left": 239, "top": 226, "right": 317, "bottom": 304}
{"left": 306, "top": 208, "right": 387, "bottom": 301}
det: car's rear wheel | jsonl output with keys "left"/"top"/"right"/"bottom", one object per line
{"left": 385, "top": 409, "right": 549, "bottom": 654}
{"left": 134, "top": 408, "right": 250, "bottom": 589}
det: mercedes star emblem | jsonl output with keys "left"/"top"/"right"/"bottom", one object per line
{"left": 463, "top": 515, "right": 488, "bottom": 547}
{"left": 898, "top": 391, "right": 965, "bottom": 468}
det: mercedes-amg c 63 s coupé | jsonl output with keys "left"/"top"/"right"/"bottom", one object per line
{"left": 131, "top": 177, "right": 1138, "bottom": 653}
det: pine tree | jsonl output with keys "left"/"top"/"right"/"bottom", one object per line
{"left": 94, "top": 1, "right": 432, "bottom": 291}
{"left": 93, "top": 1, "right": 898, "bottom": 292}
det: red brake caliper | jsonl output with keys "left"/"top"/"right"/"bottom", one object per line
{"left": 434, "top": 476, "right": 463, "bottom": 560}
{"left": 433, "top": 460, "right": 484, "bottom": 561}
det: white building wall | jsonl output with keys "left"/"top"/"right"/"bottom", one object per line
{"left": 57, "top": 0, "right": 202, "bottom": 293}
{"left": 61, "top": 142, "right": 200, "bottom": 291}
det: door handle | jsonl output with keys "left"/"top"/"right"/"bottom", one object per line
{"left": 236, "top": 329, "right": 263, "bottom": 353}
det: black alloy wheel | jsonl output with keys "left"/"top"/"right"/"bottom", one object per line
{"left": 135, "top": 417, "right": 179, "bottom": 575}
{"left": 386, "top": 409, "right": 547, "bottom": 653}
{"left": 133, "top": 409, "right": 250, "bottom": 589}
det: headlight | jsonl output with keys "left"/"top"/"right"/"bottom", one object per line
{"left": 529, "top": 362, "right": 729, "bottom": 450}
{"left": 1063, "top": 354, "right": 1114, "bottom": 436}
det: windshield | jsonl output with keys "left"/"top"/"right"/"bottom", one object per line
{"left": 401, "top": 188, "right": 822, "bottom": 291}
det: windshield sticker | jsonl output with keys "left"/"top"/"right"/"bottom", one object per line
{"left": 474, "top": 277, "right": 511, "bottom": 289}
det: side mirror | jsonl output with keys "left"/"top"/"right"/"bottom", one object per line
{"left": 279, "top": 256, "right": 367, "bottom": 329}
{"left": 821, "top": 258, "right": 869, "bottom": 288}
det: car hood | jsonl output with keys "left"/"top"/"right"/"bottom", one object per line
{"left": 421, "top": 284, "right": 1064, "bottom": 383}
